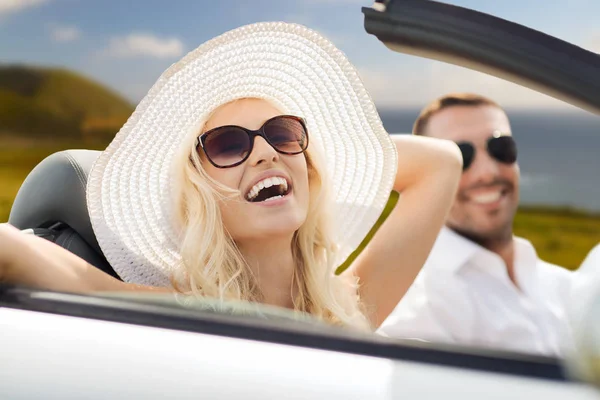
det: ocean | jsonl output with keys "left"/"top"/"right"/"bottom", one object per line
{"left": 378, "top": 108, "right": 600, "bottom": 213}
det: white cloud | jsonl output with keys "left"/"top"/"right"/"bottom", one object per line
{"left": 0, "top": 0, "right": 48, "bottom": 15}
{"left": 357, "top": 59, "right": 577, "bottom": 110}
{"left": 49, "top": 24, "right": 80, "bottom": 42}
{"left": 101, "top": 33, "right": 184, "bottom": 59}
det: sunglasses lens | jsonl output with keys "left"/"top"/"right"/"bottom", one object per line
{"left": 202, "top": 127, "right": 251, "bottom": 167}
{"left": 263, "top": 116, "right": 308, "bottom": 154}
{"left": 488, "top": 136, "right": 517, "bottom": 164}
{"left": 457, "top": 142, "right": 475, "bottom": 170}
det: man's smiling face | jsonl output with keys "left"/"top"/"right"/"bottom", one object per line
{"left": 425, "top": 105, "right": 519, "bottom": 243}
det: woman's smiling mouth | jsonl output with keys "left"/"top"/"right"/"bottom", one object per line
{"left": 245, "top": 176, "right": 292, "bottom": 203}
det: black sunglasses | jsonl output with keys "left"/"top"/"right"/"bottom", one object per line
{"left": 196, "top": 115, "right": 309, "bottom": 168}
{"left": 457, "top": 132, "right": 517, "bottom": 171}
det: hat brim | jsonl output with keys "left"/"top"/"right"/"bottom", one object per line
{"left": 86, "top": 22, "right": 398, "bottom": 286}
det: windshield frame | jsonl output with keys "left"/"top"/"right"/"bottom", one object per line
{"left": 362, "top": 0, "right": 600, "bottom": 115}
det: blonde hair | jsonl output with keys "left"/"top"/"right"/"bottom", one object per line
{"left": 170, "top": 99, "right": 371, "bottom": 330}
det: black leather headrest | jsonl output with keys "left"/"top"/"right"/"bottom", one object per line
{"left": 9, "top": 150, "right": 103, "bottom": 255}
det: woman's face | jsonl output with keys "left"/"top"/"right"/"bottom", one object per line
{"left": 199, "top": 98, "right": 310, "bottom": 244}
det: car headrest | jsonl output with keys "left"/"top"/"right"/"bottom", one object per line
{"left": 8, "top": 149, "right": 103, "bottom": 255}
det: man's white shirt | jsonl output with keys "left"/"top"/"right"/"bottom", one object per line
{"left": 378, "top": 227, "right": 573, "bottom": 357}
{"left": 567, "top": 243, "right": 600, "bottom": 334}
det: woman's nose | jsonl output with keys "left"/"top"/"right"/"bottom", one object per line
{"left": 247, "top": 136, "right": 279, "bottom": 166}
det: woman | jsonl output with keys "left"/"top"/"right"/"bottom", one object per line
{"left": 0, "top": 22, "right": 461, "bottom": 330}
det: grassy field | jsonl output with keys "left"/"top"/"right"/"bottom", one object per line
{"left": 2, "top": 144, "right": 599, "bottom": 272}
{"left": 514, "top": 206, "right": 600, "bottom": 270}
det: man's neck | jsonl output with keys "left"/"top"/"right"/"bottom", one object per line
{"left": 486, "top": 239, "right": 518, "bottom": 287}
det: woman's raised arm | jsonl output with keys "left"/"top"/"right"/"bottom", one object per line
{"left": 344, "top": 135, "right": 462, "bottom": 327}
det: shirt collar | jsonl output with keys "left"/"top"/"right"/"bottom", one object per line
{"left": 512, "top": 236, "right": 540, "bottom": 290}
{"left": 429, "top": 226, "right": 539, "bottom": 277}
{"left": 427, "top": 226, "right": 481, "bottom": 274}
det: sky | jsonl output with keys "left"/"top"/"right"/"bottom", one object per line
{"left": 1, "top": 0, "right": 599, "bottom": 111}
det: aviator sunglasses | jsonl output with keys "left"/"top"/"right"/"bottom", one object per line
{"left": 196, "top": 115, "right": 309, "bottom": 168}
{"left": 456, "top": 131, "right": 517, "bottom": 171}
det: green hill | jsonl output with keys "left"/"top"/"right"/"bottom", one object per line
{"left": 0, "top": 65, "right": 134, "bottom": 142}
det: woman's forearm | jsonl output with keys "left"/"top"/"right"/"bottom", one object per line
{"left": 0, "top": 223, "right": 168, "bottom": 294}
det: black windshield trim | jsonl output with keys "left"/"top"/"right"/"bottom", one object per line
{"left": 362, "top": 0, "right": 600, "bottom": 115}
{"left": 0, "top": 286, "right": 568, "bottom": 381}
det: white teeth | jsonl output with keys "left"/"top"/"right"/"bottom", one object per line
{"left": 279, "top": 178, "right": 288, "bottom": 192}
{"left": 263, "top": 195, "right": 283, "bottom": 202}
{"left": 471, "top": 191, "right": 502, "bottom": 204}
{"left": 246, "top": 176, "right": 289, "bottom": 201}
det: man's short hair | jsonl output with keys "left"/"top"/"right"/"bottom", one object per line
{"left": 413, "top": 93, "right": 502, "bottom": 136}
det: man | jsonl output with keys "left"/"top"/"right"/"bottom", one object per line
{"left": 378, "top": 93, "right": 572, "bottom": 357}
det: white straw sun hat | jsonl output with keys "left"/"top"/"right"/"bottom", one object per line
{"left": 86, "top": 22, "right": 398, "bottom": 286}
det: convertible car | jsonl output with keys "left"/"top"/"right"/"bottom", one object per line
{"left": 2, "top": 1, "right": 600, "bottom": 398}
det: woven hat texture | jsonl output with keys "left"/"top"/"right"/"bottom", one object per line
{"left": 86, "top": 22, "right": 397, "bottom": 286}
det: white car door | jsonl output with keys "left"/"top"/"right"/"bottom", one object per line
{"left": 1, "top": 287, "right": 598, "bottom": 399}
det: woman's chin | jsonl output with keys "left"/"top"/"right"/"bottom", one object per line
{"left": 238, "top": 215, "right": 306, "bottom": 242}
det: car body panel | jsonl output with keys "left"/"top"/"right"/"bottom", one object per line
{"left": 1, "top": 307, "right": 598, "bottom": 399}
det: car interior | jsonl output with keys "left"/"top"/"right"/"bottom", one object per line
{"left": 7, "top": 150, "right": 119, "bottom": 279}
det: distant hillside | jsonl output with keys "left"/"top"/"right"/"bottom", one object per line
{"left": 0, "top": 65, "right": 134, "bottom": 142}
